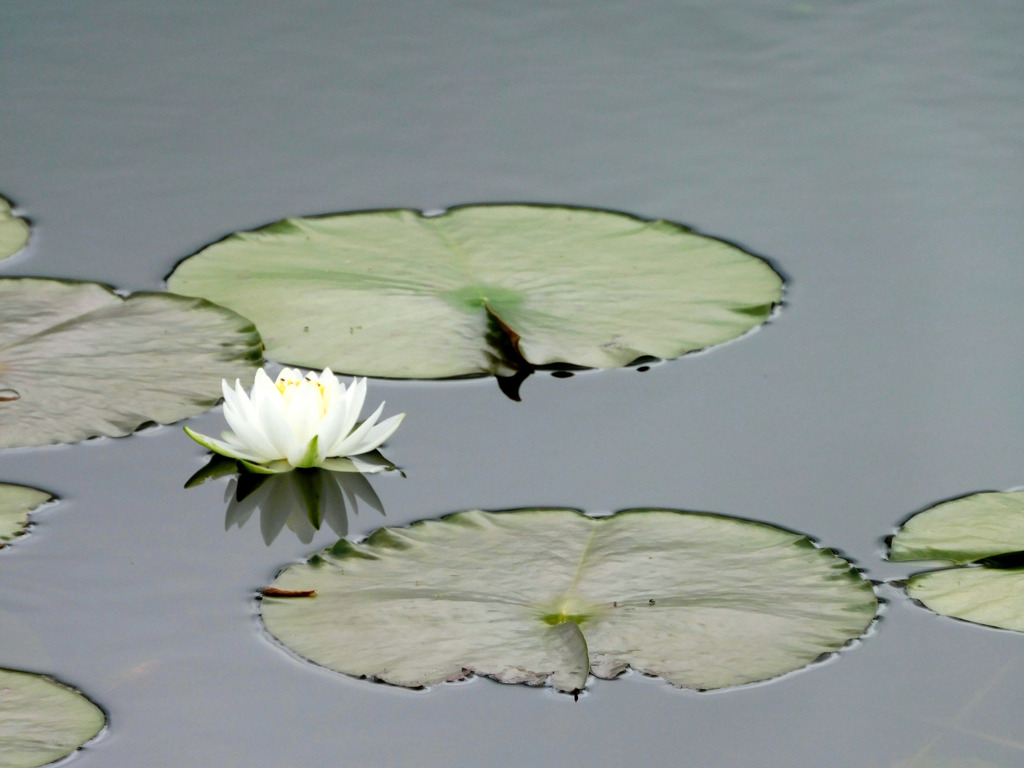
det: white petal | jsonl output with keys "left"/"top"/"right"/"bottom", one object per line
{"left": 316, "top": 392, "right": 354, "bottom": 463}
{"left": 221, "top": 378, "right": 248, "bottom": 423}
{"left": 221, "top": 378, "right": 237, "bottom": 403}
{"left": 222, "top": 380, "right": 280, "bottom": 460}
{"left": 184, "top": 426, "right": 264, "bottom": 463}
{"left": 348, "top": 412, "right": 405, "bottom": 456}
{"left": 285, "top": 380, "right": 323, "bottom": 446}
{"left": 224, "top": 379, "right": 258, "bottom": 434}
{"left": 347, "top": 455, "right": 391, "bottom": 474}
{"left": 332, "top": 378, "right": 368, "bottom": 450}
{"left": 329, "top": 401, "right": 387, "bottom": 457}
{"left": 319, "top": 368, "right": 341, "bottom": 394}
{"left": 346, "top": 377, "right": 368, "bottom": 418}
{"left": 218, "top": 431, "right": 259, "bottom": 454}
{"left": 250, "top": 368, "right": 279, "bottom": 411}
{"left": 317, "top": 368, "right": 342, "bottom": 410}
{"left": 225, "top": 422, "right": 279, "bottom": 463}
{"left": 256, "top": 384, "right": 300, "bottom": 459}
{"left": 220, "top": 380, "right": 247, "bottom": 432}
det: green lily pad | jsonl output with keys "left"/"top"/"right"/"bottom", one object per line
{"left": 890, "top": 491, "right": 1024, "bottom": 565}
{"left": 0, "top": 483, "right": 53, "bottom": 546}
{"left": 0, "top": 278, "right": 263, "bottom": 449}
{"left": 262, "top": 508, "right": 876, "bottom": 693}
{"left": 903, "top": 568, "right": 1024, "bottom": 632}
{"left": 0, "top": 668, "right": 105, "bottom": 767}
{"left": 891, "top": 490, "right": 1024, "bottom": 632}
{"left": 0, "top": 196, "right": 29, "bottom": 263}
{"left": 167, "top": 205, "right": 783, "bottom": 379}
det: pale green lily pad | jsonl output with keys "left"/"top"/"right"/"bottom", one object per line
{"left": 890, "top": 491, "right": 1024, "bottom": 564}
{"left": 0, "top": 278, "right": 263, "bottom": 449}
{"left": 904, "top": 568, "right": 1024, "bottom": 632}
{"left": 891, "top": 491, "right": 1024, "bottom": 632}
{"left": 0, "top": 668, "right": 105, "bottom": 767}
{"left": 0, "top": 196, "right": 29, "bottom": 263}
{"left": 262, "top": 508, "right": 876, "bottom": 693}
{"left": 167, "top": 205, "right": 783, "bottom": 379}
{"left": 0, "top": 483, "right": 53, "bottom": 546}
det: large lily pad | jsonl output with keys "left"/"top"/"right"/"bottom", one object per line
{"left": 167, "top": 205, "right": 783, "bottom": 379}
{"left": 0, "top": 196, "right": 29, "bottom": 263}
{"left": 891, "top": 491, "right": 1024, "bottom": 632}
{"left": 0, "top": 483, "right": 53, "bottom": 546}
{"left": 262, "top": 508, "right": 876, "bottom": 693}
{"left": 0, "top": 279, "right": 263, "bottom": 449}
{"left": 0, "top": 668, "right": 105, "bottom": 767}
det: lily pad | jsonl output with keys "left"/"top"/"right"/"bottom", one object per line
{"left": 0, "top": 196, "right": 29, "bottom": 263}
{"left": 0, "top": 483, "right": 53, "bottom": 546}
{"left": 890, "top": 491, "right": 1024, "bottom": 565}
{"left": 167, "top": 205, "right": 783, "bottom": 379}
{"left": 0, "top": 278, "right": 263, "bottom": 449}
{"left": 262, "top": 508, "right": 876, "bottom": 693}
{"left": 0, "top": 668, "right": 105, "bottom": 767}
{"left": 891, "top": 491, "right": 1024, "bottom": 631}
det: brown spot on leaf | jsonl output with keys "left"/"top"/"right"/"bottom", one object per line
{"left": 262, "top": 587, "right": 316, "bottom": 598}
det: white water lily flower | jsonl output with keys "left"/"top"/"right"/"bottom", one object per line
{"left": 185, "top": 368, "right": 404, "bottom": 474}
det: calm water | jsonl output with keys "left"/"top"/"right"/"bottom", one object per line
{"left": 2, "top": 1, "right": 1024, "bottom": 766}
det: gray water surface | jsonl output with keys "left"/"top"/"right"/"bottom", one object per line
{"left": 2, "top": 1, "right": 1024, "bottom": 766}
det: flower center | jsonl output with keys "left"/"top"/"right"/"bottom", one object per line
{"left": 276, "top": 378, "right": 325, "bottom": 397}
{"left": 275, "top": 374, "right": 329, "bottom": 416}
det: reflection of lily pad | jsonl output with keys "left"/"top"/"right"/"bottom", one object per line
{"left": 262, "top": 509, "right": 876, "bottom": 693}
{"left": 0, "top": 196, "right": 29, "bottom": 263}
{"left": 167, "top": 205, "right": 783, "bottom": 379}
{"left": 0, "top": 279, "right": 263, "bottom": 449}
{"left": 0, "top": 483, "right": 53, "bottom": 546}
{"left": 0, "top": 668, "right": 105, "bottom": 767}
{"left": 891, "top": 491, "right": 1024, "bottom": 632}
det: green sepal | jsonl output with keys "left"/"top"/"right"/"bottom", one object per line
{"left": 240, "top": 459, "right": 293, "bottom": 474}
{"left": 183, "top": 426, "right": 251, "bottom": 462}
{"left": 295, "top": 435, "right": 320, "bottom": 469}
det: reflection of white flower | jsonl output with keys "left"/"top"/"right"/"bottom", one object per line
{"left": 224, "top": 466, "right": 385, "bottom": 545}
{"left": 185, "top": 368, "right": 404, "bottom": 473}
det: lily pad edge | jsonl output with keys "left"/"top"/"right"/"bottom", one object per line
{"left": 0, "top": 482, "right": 56, "bottom": 548}
{"left": 0, "top": 666, "right": 107, "bottom": 762}
{"left": 0, "top": 194, "right": 31, "bottom": 264}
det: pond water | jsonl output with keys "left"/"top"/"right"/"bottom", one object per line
{"left": 2, "top": 1, "right": 1024, "bottom": 766}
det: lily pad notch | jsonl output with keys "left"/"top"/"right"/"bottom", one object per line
{"left": 167, "top": 205, "right": 785, "bottom": 384}
{"left": 0, "top": 483, "right": 54, "bottom": 548}
{"left": 261, "top": 508, "right": 877, "bottom": 696}
{"left": 890, "top": 490, "right": 1024, "bottom": 632}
